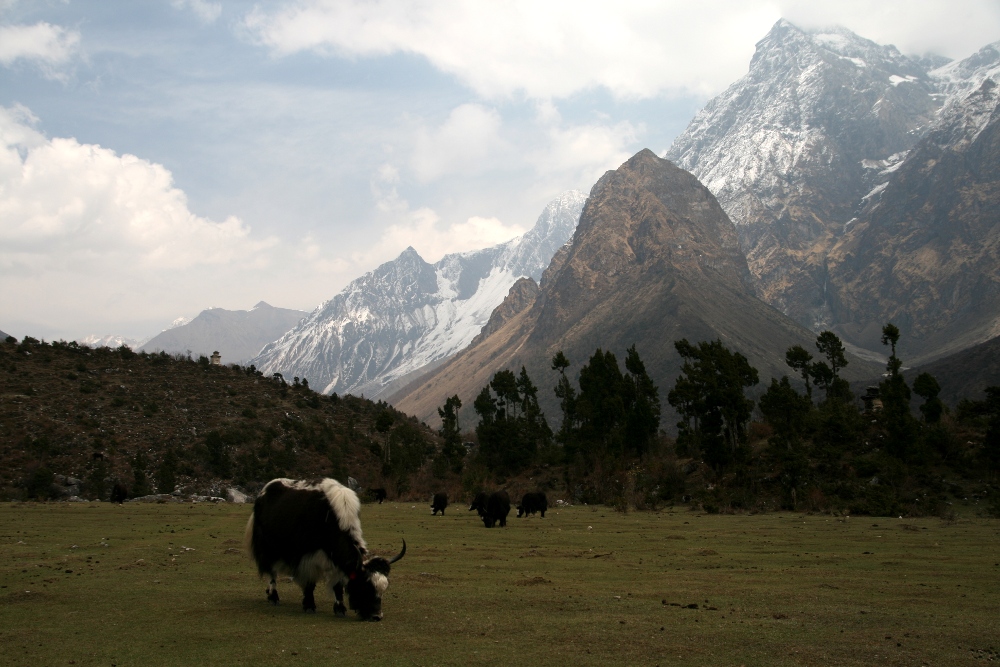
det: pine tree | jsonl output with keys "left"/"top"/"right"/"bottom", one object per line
{"left": 436, "top": 395, "right": 465, "bottom": 474}
{"left": 913, "top": 373, "right": 943, "bottom": 424}
{"left": 785, "top": 345, "right": 814, "bottom": 399}
{"left": 623, "top": 344, "right": 660, "bottom": 459}
{"left": 576, "top": 349, "right": 627, "bottom": 459}
{"left": 879, "top": 323, "right": 917, "bottom": 461}
{"left": 551, "top": 351, "right": 578, "bottom": 453}
{"left": 473, "top": 368, "right": 550, "bottom": 475}
{"left": 814, "top": 331, "right": 851, "bottom": 401}
{"left": 668, "top": 339, "right": 759, "bottom": 469}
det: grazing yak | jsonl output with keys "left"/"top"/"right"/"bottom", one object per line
{"left": 469, "top": 490, "right": 510, "bottom": 528}
{"left": 431, "top": 492, "right": 448, "bottom": 515}
{"left": 468, "top": 492, "right": 488, "bottom": 517}
{"left": 245, "top": 478, "right": 405, "bottom": 621}
{"left": 370, "top": 488, "right": 387, "bottom": 504}
{"left": 517, "top": 492, "right": 548, "bottom": 518}
{"left": 110, "top": 482, "right": 129, "bottom": 504}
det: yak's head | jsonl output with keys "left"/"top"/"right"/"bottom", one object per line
{"left": 468, "top": 492, "right": 487, "bottom": 516}
{"left": 346, "top": 540, "right": 406, "bottom": 621}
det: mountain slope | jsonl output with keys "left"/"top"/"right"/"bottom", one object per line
{"left": 391, "top": 150, "right": 880, "bottom": 426}
{"left": 826, "top": 76, "right": 1000, "bottom": 360}
{"left": 139, "top": 301, "right": 306, "bottom": 364}
{"left": 930, "top": 41, "right": 1000, "bottom": 103}
{"left": 904, "top": 335, "right": 1000, "bottom": 409}
{"left": 665, "top": 19, "right": 941, "bottom": 330}
{"left": 252, "top": 191, "right": 587, "bottom": 397}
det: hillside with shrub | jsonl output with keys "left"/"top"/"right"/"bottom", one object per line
{"left": 0, "top": 336, "right": 437, "bottom": 502}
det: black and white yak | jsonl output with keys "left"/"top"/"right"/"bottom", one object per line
{"left": 517, "top": 492, "right": 548, "bottom": 518}
{"left": 244, "top": 478, "right": 405, "bottom": 621}
{"left": 469, "top": 490, "right": 510, "bottom": 528}
{"left": 431, "top": 492, "right": 448, "bottom": 515}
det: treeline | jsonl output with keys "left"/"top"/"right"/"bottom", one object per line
{"left": 442, "top": 325, "right": 1000, "bottom": 517}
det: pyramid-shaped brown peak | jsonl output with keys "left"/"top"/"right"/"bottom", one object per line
{"left": 569, "top": 149, "right": 753, "bottom": 294}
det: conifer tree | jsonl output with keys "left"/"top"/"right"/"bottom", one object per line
{"left": 473, "top": 368, "right": 550, "bottom": 475}
{"left": 623, "top": 344, "right": 660, "bottom": 459}
{"left": 814, "top": 331, "right": 851, "bottom": 401}
{"left": 668, "top": 339, "right": 759, "bottom": 469}
{"left": 551, "top": 351, "right": 578, "bottom": 452}
{"left": 785, "top": 345, "right": 814, "bottom": 399}
{"left": 576, "top": 349, "right": 627, "bottom": 459}
{"left": 879, "top": 323, "right": 917, "bottom": 460}
{"left": 913, "top": 373, "right": 944, "bottom": 424}
{"left": 436, "top": 395, "right": 465, "bottom": 474}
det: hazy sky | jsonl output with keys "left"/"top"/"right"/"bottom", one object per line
{"left": 2, "top": 0, "right": 999, "bottom": 341}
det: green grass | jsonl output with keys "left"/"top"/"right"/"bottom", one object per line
{"left": 0, "top": 501, "right": 997, "bottom": 666}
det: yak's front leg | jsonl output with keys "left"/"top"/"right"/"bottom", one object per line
{"left": 266, "top": 578, "right": 280, "bottom": 605}
{"left": 333, "top": 581, "right": 347, "bottom": 617}
{"left": 301, "top": 582, "right": 317, "bottom": 613}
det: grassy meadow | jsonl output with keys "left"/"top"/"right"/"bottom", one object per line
{"left": 0, "top": 500, "right": 997, "bottom": 666}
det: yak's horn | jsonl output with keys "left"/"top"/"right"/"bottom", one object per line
{"left": 387, "top": 539, "right": 407, "bottom": 564}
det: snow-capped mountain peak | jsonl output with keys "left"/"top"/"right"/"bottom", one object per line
{"left": 252, "top": 191, "right": 587, "bottom": 398}
{"left": 930, "top": 41, "right": 1000, "bottom": 107}
{"left": 664, "top": 19, "right": 943, "bottom": 330}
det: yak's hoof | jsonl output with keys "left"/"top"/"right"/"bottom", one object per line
{"left": 304, "top": 607, "right": 316, "bottom": 614}
{"left": 267, "top": 592, "right": 280, "bottom": 605}
{"left": 335, "top": 608, "right": 346, "bottom": 618}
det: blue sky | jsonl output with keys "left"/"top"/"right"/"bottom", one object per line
{"left": 2, "top": 0, "right": 999, "bottom": 341}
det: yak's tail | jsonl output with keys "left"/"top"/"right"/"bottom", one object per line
{"left": 243, "top": 511, "right": 257, "bottom": 565}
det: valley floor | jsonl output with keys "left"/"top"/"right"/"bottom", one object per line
{"left": 1, "top": 501, "right": 997, "bottom": 666}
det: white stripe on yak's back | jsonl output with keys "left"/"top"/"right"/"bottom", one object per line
{"left": 260, "top": 477, "right": 365, "bottom": 547}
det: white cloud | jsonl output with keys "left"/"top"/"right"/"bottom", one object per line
{"left": 411, "top": 103, "right": 506, "bottom": 182}
{"left": 243, "top": 1, "right": 1000, "bottom": 101}
{"left": 0, "top": 105, "right": 280, "bottom": 337}
{"left": 0, "top": 106, "right": 274, "bottom": 273}
{"left": 379, "top": 209, "right": 527, "bottom": 263}
{"left": 528, "top": 102, "right": 639, "bottom": 187}
{"left": 776, "top": 0, "right": 1000, "bottom": 59}
{"left": 368, "top": 163, "right": 526, "bottom": 263}
{"left": 0, "top": 21, "right": 80, "bottom": 78}
{"left": 242, "top": 1, "right": 780, "bottom": 99}
{"left": 171, "top": 0, "right": 223, "bottom": 24}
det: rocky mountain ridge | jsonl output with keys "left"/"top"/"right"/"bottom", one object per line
{"left": 391, "top": 150, "right": 881, "bottom": 427}
{"left": 826, "top": 76, "right": 1000, "bottom": 360}
{"left": 252, "top": 191, "right": 586, "bottom": 398}
{"left": 666, "top": 19, "right": 1000, "bottom": 364}
{"left": 666, "top": 19, "right": 942, "bottom": 331}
